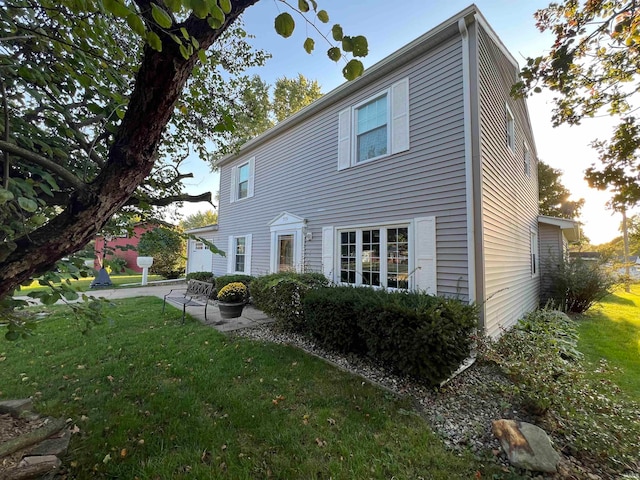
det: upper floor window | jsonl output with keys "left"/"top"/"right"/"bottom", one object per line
{"left": 356, "top": 94, "right": 388, "bottom": 162}
{"left": 505, "top": 104, "right": 515, "bottom": 152}
{"left": 230, "top": 157, "right": 255, "bottom": 203}
{"left": 523, "top": 141, "right": 531, "bottom": 176}
{"left": 237, "top": 163, "right": 249, "bottom": 199}
{"left": 337, "top": 77, "right": 409, "bottom": 170}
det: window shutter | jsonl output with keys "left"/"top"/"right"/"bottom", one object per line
{"left": 413, "top": 216, "right": 436, "bottom": 294}
{"left": 245, "top": 234, "right": 252, "bottom": 274}
{"left": 391, "top": 78, "right": 410, "bottom": 154}
{"left": 337, "top": 108, "right": 351, "bottom": 170}
{"left": 321, "top": 226, "right": 334, "bottom": 281}
{"left": 229, "top": 166, "right": 237, "bottom": 203}
{"left": 227, "top": 236, "right": 234, "bottom": 273}
{"left": 247, "top": 157, "right": 255, "bottom": 198}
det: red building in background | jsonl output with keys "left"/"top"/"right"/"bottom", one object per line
{"left": 94, "top": 223, "right": 157, "bottom": 273}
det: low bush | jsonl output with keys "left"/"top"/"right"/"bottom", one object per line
{"left": 480, "top": 309, "right": 640, "bottom": 471}
{"left": 250, "top": 272, "right": 328, "bottom": 331}
{"left": 186, "top": 271, "right": 215, "bottom": 284}
{"left": 215, "top": 274, "right": 254, "bottom": 301}
{"left": 546, "top": 256, "right": 617, "bottom": 313}
{"left": 303, "top": 287, "right": 478, "bottom": 385}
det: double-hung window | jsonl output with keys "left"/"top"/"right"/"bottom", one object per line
{"left": 337, "top": 77, "right": 409, "bottom": 170}
{"left": 228, "top": 234, "right": 252, "bottom": 274}
{"left": 339, "top": 226, "right": 409, "bottom": 289}
{"left": 523, "top": 141, "right": 531, "bottom": 176}
{"left": 230, "top": 157, "right": 255, "bottom": 203}
{"left": 237, "top": 163, "right": 249, "bottom": 200}
{"left": 356, "top": 95, "right": 388, "bottom": 162}
{"left": 530, "top": 231, "right": 539, "bottom": 276}
{"left": 505, "top": 104, "right": 515, "bottom": 152}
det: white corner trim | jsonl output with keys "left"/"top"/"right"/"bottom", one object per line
{"left": 459, "top": 18, "right": 476, "bottom": 303}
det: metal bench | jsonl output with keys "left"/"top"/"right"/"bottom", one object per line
{"left": 162, "top": 279, "right": 214, "bottom": 324}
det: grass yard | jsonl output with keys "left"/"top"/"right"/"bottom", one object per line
{"left": 0, "top": 298, "right": 504, "bottom": 479}
{"left": 577, "top": 283, "right": 640, "bottom": 398}
{"left": 17, "top": 273, "right": 164, "bottom": 295}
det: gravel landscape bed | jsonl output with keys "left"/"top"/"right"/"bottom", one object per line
{"left": 233, "top": 324, "right": 627, "bottom": 480}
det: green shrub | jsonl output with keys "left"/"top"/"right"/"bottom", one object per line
{"left": 303, "top": 287, "right": 382, "bottom": 354}
{"left": 185, "top": 271, "right": 215, "bottom": 284}
{"left": 546, "top": 256, "right": 617, "bottom": 313}
{"left": 302, "top": 287, "right": 478, "bottom": 386}
{"left": 250, "top": 272, "right": 328, "bottom": 331}
{"left": 480, "top": 309, "right": 640, "bottom": 470}
{"left": 215, "top": 274, "right": 254, "bottom": 301}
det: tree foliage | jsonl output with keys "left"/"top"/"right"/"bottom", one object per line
{"left": 538, "top": 160, "right": 584, "bottom": 219}
{"left": 222, "top": 73, "right": 323, "bottom": 152}
{"left": 272, "top": 73, "right": 322, "bottom": 122}
{"left": 0, "top": 0, "right": 368, "bottom": 303}
{"left": 138, "top": 227, "right": 186, "bottom": 278}
{"left": 179, "top": 210, "right": 218, "bottom": 230}
{"left": 515, "top": 1, "right": 640, "bottom": 208}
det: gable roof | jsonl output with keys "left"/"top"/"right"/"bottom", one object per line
{"left": 217, "top": 4, "right": 509, "bottom": 168}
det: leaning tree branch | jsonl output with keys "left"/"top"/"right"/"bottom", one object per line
{"left": 0, "top": 140, "right": 87, "bottom": 191}
{"left": 1, "top": 80, "right": 9, "bottom": 189}
{"left": 126, "top": 191, "right": 212, "bottom": 207}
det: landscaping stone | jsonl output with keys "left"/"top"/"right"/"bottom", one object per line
{"left": 8, "top": 454, "right": 62, "bottom": 479}
{"left": 0, "top": 399, "right": 32, "bottom": 418}
{"left": 492, "top": 419, "right": 559, "bottom": 473}
{"left": 27, "top": 429, "right": 71, "bottom": 457}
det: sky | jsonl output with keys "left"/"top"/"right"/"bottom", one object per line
{"left": 177, "top": 0, "right": 639, "bottom": 245}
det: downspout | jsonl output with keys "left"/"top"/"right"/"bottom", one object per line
{"left": 458, "top": 19, "right": 477, "bottom": 306}
{"left": 459, "top": 15, "right": 486, "bottom": 332}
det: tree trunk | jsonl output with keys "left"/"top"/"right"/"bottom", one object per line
{"left": 0, "top": 1, "right": 259, "bottom": 300}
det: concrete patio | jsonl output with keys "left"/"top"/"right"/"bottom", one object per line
{"left": 17, "top": 282, "right": 273, "bottom": 333}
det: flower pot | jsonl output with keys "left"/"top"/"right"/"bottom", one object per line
{"left": 218, "top": 301, "right": 245, "bottom": 319}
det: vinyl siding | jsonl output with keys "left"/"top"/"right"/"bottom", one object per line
{"left": 214, "top": 35, "right": 470, "bottom": 298}
{"left": 477, "top": 26, "right": 539, "bottom": 337}
{"left": 539, "top": 223, "right": 564, "bottom": 303}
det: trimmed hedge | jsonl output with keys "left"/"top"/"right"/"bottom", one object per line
{"left": 185, "top": 271, "right": 215, "bottom": 284}
{"left": 215, "top": 275, "right": 254, "bottom": 301}
{"left": 302, "top": 287, "right": 478, "bottom": 386}
{"left": 250, "top": 272, "right": 329, "bottom": 331}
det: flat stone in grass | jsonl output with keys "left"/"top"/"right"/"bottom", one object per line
{"left": 492, "top": 419, "right": 560, "bottom": 473}
{"left": 27, "top": 429, "right": 71, "bottom": 457}
{"left": 0, "top": 399, "right": 32, "bottom": 418}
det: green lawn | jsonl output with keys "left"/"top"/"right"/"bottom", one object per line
{"left": 17, "top": 273, "right": 164, "bottom": 295}
{"left": 578, "top": 283, "right": 640, "bottom": 398}
{"left": 0, "top": 298, "right": 505, "bottom": 479}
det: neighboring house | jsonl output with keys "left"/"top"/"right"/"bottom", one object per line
{"left": 206, "top": 5, "right": 575, "bottom": 337}
{"left": 185, "top": 224, "right": 218, "bottom": 274}
{"left": 94, "top": 223, "right": 158, "bottom": 273}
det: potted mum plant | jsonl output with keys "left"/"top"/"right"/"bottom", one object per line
{"left": 217, "top": 282, "right": 248, "bottom": 319}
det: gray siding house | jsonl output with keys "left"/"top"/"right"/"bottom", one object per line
{"left": 206, "top": 6, "right": 567, "bottom": 337}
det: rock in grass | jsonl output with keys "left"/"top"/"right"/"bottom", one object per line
{"left": 492, "top": 419, "right": 559, "bottom": 473}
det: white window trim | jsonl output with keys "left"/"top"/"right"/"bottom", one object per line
{"left": 523, "top": 140, "right": 531, "bottom": 176}
{"left": 337, "top": 77, "right": 410, "bottom": 171}
{"left": 229, "top": 157, "right": 255, "bottom": 203}
{"left": 353, "top": 90, "right": 391, "bottom": 165}
{"left": 505, "top": 103, "right": 515, "bottom": 152}
{"left": 227, "top": 234, "right": 252, "bottom": 274}
{"left": 530, "top": 230, "right": 539, "bottom": 277}
{"left": 334, "top": 222, "right": 412, "bottom": 290}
